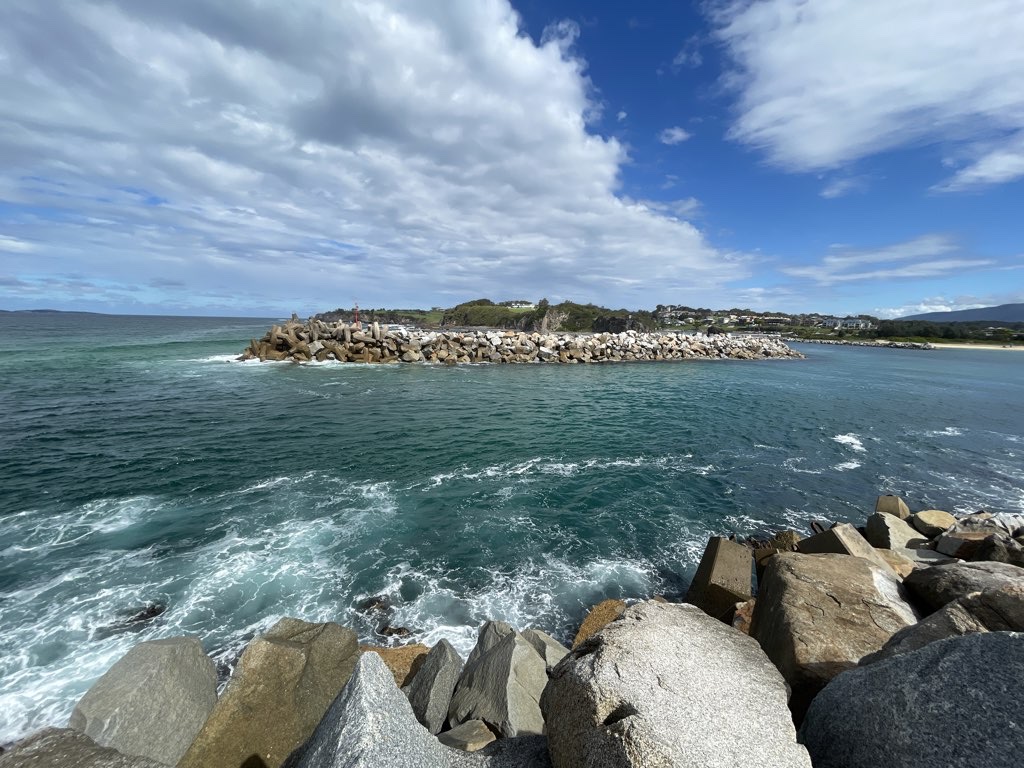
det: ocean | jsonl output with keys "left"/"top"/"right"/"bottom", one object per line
{"left": 1, "top": 312, "right": 1022, "bottom": 743}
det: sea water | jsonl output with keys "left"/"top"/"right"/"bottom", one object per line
{"left": 0, "top": 312, "right": 1022, "bottom": 742}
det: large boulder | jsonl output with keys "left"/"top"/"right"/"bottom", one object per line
{"left": 540, "top": 601, "right": 811, "bottom": 768}
{"left": 179, "top": 618, "right": 360, "bottom": 768}
{"left": 403, "top": 639, "right": 464, "bottom": 735}
{"left": 800, "top": 632, "right": 1024, "bottom": 768}
{"left": 902, "top": 561, "right": 1023, "bottom": 613}
{"left": 971, "top": 534, "right": 1024, "bottom": 567}
{"left": 281, "top": 653, "right": 549, "bottom": 768}
{"left": 935, "top": 529, "right": 999, "bottom": 558}
{"left": 909, "top": 509, "right": 956, "bottom": 537}
{"left": 861, "top": 584, "right": 1024, "bottom": 664}
{"left": 750, "top": 552, "right": 918, "bottom": 722}
{"left": 933, "top": 513, "right": 1024, "bottom": 558}
{"left": 0, "top": 728, "right": 165, "bottom": 767}
{"left": 864, "top": 513, "right": 928, "bottom": 550}
{"left": 795, "top": 523, "right": 897, "bottom": 576}
{"left": 466, "top": 621, "right": 514, "bottom": 667}
{"left": 68, "top": 636, "right": 216, "bottom": 766}
{"left": 520, "top": 629, "right": 569, "bottom": 671}
{"left": 447, "top": 630, "right": 547, "bottom": 738}
{"left": 572, "top": 600, "right": 625, "bottom": 648}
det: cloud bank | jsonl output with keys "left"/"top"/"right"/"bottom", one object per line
{"left": 0, "top": 0, "right": 744, "bottom": 314}
{"left": 783, "top": 235, "right": 994, "bottom": 286}
{"left": 712, "top": 0, "right": 1024, "bottom": 190}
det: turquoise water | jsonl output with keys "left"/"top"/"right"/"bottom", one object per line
{"left": 1, "top": 312, "right": 1022, "bottom": 742}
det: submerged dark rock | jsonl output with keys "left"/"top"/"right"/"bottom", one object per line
{"left": 92, "top": 603, "right": 167, "bottom": 640}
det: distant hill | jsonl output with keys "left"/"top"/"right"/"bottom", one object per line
{"left": 898, "top": 303, "right": 1024, "bottom": 323}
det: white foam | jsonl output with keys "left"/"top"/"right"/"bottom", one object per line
{"left": 783, "top": 457, "right": 823, "bottom": 475}
{"left": 927, "top": 426, "right": 963, "bottom": 437}
{"left": 0, "top": 475, "right": 400, "bottom": 744}
{"left": 832, "top": 433, "right": 866, "bottom": 452}
{"left": 424, "top": 454, "right": 707, "bottom": 488}
{"left": 834, "top": 461, "right": 862, "bottom": 471}
{"left": 379, "top": 556, "right": 655, "bottom": 658}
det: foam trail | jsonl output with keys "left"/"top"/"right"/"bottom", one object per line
{"left": 832, "top": 433, "right": 866, "bottom": 452}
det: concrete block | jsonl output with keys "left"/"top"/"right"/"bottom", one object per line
{"left": 796, "top": 523, "right": 898, "bottom": 576}
{"left": 875, "top": 495, "right": 911, "bottom": 519}
{"left": 685, "top": 537, "right": 753, "bottom": 622}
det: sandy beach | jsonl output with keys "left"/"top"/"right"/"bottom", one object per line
{"left": 929, "top": 343, "right": 1024, "bottom": 351}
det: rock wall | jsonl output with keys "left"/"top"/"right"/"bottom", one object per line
{"left": 238, "top": 318, "right": 804, "bottom": 364}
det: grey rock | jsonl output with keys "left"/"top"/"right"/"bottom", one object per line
{"left": 448, "top": 631, "right": 547, "bottom": 737}
{"left": 282, "top": 653, "right": 548, "bottom": 768}
{"left": 903, "top": 561, "right": 1024, "bottom": 613}
{"left": 179, "top": 617, "right": 360, "bottom": 768}
{"left": 971, "top": 534, "right": 1024, "bottom": 567}
{"left": 935, "top": 529, "right": 999, "bottom": 558}
{"left": 961, "top": 512, "right": 1024, "bottom": 537}
{"left": 404, "top": 639, "right": 464, "bottom": 734}
{"left": 890, "top": 547, "right": 959, "bottom": 568}
{"left": 800, "top": 632, "right": 1024, "bottom": 768}
{"left": 68, "top": 637, "right": 215, "bottom": 766}
{"left": 541, "top": 601, "right": 811, "bottom": 768}
{"left": 909, "top": 509, "right": 956, "bottom": 537}
{"left": 0, "top": 728, "right": 164, "bottom": 767}
{"left": 437, "top": 721, "right": 496, "bottom": 752}
{"left": 864, "top": 512, "right": 928, "bottom": 550}
{"left": 520, "top": 629, "right": 569, "bottom": 671}
{"left": 795, "top": 523, "right": 897, "bottom": 576}
{"left": 466, "top": 621, "right": 514, "bottom": 667}
{"left": 751, "top": 552, "right": 918, "bottom": 722}
{"left": 861, "top": 583, "right": 1024, "bottom": 664}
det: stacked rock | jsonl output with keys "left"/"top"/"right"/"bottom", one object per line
{"left": 238, "top": 318, "right": 804, "bottom": 364}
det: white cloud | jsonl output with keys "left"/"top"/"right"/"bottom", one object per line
{"left": 711, "top": 0, "right": 1024, "bottom": 190}
{"left": 820, "top": 176, "right": 869, "bottom": 199}
{"left": 671, "top": 36, "right": 702, "bottom": 71}
{"left": 659, "top": 126, "right": 692, "bottom": 145}
{"left": 632, "top": 197, "right": 702, "bottom": 219}
{"left": 617, "top": 110, "right": 627, "bottom": 122}
{"left": 0, "top": 235, "right": 35, "bottom": 253}
{"left": 783, "top": 235, "right": 995, "bottom": 285}
{"left": 0, "top": 0, "right": 745, "bottom": 314}
{"left": 934, "top": 134, "right": 1024, "bottom": 191}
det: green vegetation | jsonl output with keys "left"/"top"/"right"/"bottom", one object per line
{"left": 440, "top": 298, "right": 657, "bottom": 332}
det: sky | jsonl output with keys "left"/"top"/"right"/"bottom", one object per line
{"left": 0, "top": 0, "right": 1022, "bottom": 318}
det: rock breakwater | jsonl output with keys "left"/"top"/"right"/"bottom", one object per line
{"left": 785, "top": 337, "right": 934, "bottom": 350}
{"left": 239, "top": 317, "right": 803, "bottom": 364}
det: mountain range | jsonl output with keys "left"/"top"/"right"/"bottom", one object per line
{"left": 898, "top": 303, "right": 1024, "bottom": 323}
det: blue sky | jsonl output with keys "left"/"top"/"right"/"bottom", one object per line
{"left": 0, "top": 0, "right": 1021, "bottom": 317}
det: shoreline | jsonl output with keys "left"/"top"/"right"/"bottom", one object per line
{"left": 928, "top": 342, "right": 1024, "bottom": 351}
